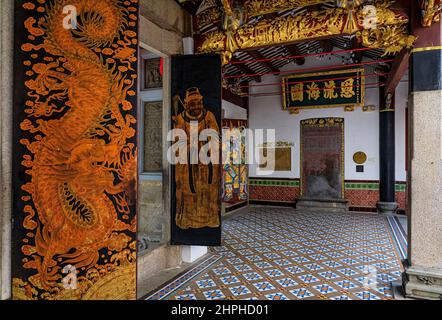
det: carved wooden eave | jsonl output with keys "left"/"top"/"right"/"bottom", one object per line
{"left": 196, "top": 2, "right": 417, "bottom": 64}
{"left": 194, "top": 0, "right": 336, "bottom": 29}
{"left": 244, "top": 0, "right": 336, "bottom": 18}
{"left": 197, "top": 6, "right": 223, "bottom": 28}
{"left": 420, "top": 0, "right": 441, "bottom": 27}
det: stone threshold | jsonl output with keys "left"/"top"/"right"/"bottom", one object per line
{"left": 138, "top": 252, "right": 217, "bottom": 300}
{"left": 296, "top": 198, "right": 349, "bottom": 213}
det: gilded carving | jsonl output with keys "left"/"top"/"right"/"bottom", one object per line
{"left": 420, "top": 0, "right": 441, "bottom": 27}
{"left": 197, "top": 7, "right": 223, "bottom": 28}
{"left": 198, "top": 1, "right": 416, "bottom": 64}
{"left": 301, "top": 117, "right": 345, "bottom": 128}
{"left": 244, "top": 0, "right": 335, "bottom": 17}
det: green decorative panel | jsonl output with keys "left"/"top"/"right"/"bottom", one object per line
{"left": 249, "top": 179, "right": 300, "bottom": 187}
{"left": 250, "top": 179, "right": 406, "bottom": 192}
{"left": 345, "top": 182, "right": 407, "bottom": 192}
{"left": 345, "top": 182, "right": 380, "bottom": 190}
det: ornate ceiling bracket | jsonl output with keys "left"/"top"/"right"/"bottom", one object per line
{"left": 420, "top": 0, "right": 441, "bottom": 27}
{"left": 197, "top": 1, "right": 417, "bottom": 65}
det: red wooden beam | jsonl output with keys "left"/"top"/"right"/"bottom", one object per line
{"left": 285, "top": 44, "right": 305, "bottom": 65}
{"left": 224, "top": 58, "right": 396, "bottom": 80}
{"left": 247, "top": 50, "right": 280, "bottom": 73}
{"left": 351, "top": 37, "right": 363, "bottom": 64}
{"left": 228, "top": 47, "right": 375, "bottom": 65}
{"left": 230, "top": 57, "right": 262, "bottom": 83}
{"left": 222, "top": 87, "right": 248, "bottom": 110}
{"left": 385, "top": 49, "right": 410, "bottom": 95}
{"left": 319, "top": 39, "right": 333, "bottom": 53}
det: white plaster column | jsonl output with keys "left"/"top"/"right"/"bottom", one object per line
{"left": 0, "top": 0, "right": 14, "bottom": 300}
{"left": 182, "top": 37, "right": 194, "bottom": 55}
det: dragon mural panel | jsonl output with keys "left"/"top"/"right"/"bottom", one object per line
{"left": 12, "top": 0, "right": 139, "bottom": 300}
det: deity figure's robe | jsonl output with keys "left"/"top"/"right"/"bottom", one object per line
{"left": 174, "top": 109, "right": 220, "bottom": 229}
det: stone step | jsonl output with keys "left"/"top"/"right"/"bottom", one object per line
{"left": 296, "top": 198, "right": 349, "bottom": 213}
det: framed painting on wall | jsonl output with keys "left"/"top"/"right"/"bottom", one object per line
{"left": 258, "top": 147, "right": 292, "bottom": 172}
{"left": 258, "top": 142, "right": 294, "bottom": 172}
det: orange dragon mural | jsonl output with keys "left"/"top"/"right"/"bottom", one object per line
{"left": 12, "top": 0, "right": 139, "bottom": 300}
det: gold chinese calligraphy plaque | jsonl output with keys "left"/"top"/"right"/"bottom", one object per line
{"left": 282, "top": 68, "right": 365, "bottom": 114}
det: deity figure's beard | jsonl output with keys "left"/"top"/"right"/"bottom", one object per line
{"left": 187, "top": 101, "right": 203, "bottom": 117}
{"left": 189, "top": 108, "right": 202, "bottom": 117}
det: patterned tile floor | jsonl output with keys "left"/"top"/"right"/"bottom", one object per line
{"left": 145, "top": 207, "right": 406, "bottom": 300}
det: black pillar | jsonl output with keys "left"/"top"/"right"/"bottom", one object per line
{"left": 377, "top": 88, "right": 398, "bottom": 214}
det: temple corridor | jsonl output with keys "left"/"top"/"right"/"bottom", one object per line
{"left": 145, "top": 208, "right": 407, "bottom": 300}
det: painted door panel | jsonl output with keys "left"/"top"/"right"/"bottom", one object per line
{"left": 12, "top": 0, "right": 139, "bottom": 300}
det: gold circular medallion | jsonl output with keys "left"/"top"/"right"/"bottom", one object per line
{"left": 353, "top": 151, "right": 367, "bottom": 165}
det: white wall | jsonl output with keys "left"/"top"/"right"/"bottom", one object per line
{"left": 248, "top": 52, "right": 407, "bottom": 182}
{"left": 222, "top": 99, "right": 248, "bottom": 120}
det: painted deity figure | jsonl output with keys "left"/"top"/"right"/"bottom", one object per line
{"left": 238, "top": 127, "right": 248, "bottom": 200}
{"left": 222, "top": 123, "right": 248, "bottom": 202}
{"left": 222, "top": 126, "right": 239, "bottom": 202}
{"left": 173, "top": 88, "right": 220, "bottom": 229}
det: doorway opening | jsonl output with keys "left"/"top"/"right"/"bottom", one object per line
{"left": 137, "top": 46, "right": 168, "bottom": 254}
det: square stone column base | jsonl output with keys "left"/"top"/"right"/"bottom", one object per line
{"left": 376, "top": 201, "right": 398, "bottom": 216}
{"left": 403, "top": 266, "right": 442, "bottom": 300}
{"left": 181, "top": 246, "right": 208, "bottom": 263}
{"left": 295, "top": 198, "right": 348, "bottom": 214}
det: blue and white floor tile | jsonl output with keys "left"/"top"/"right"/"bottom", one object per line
{"left": 145, "top": 207, "right": 406, "bottom": 300}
